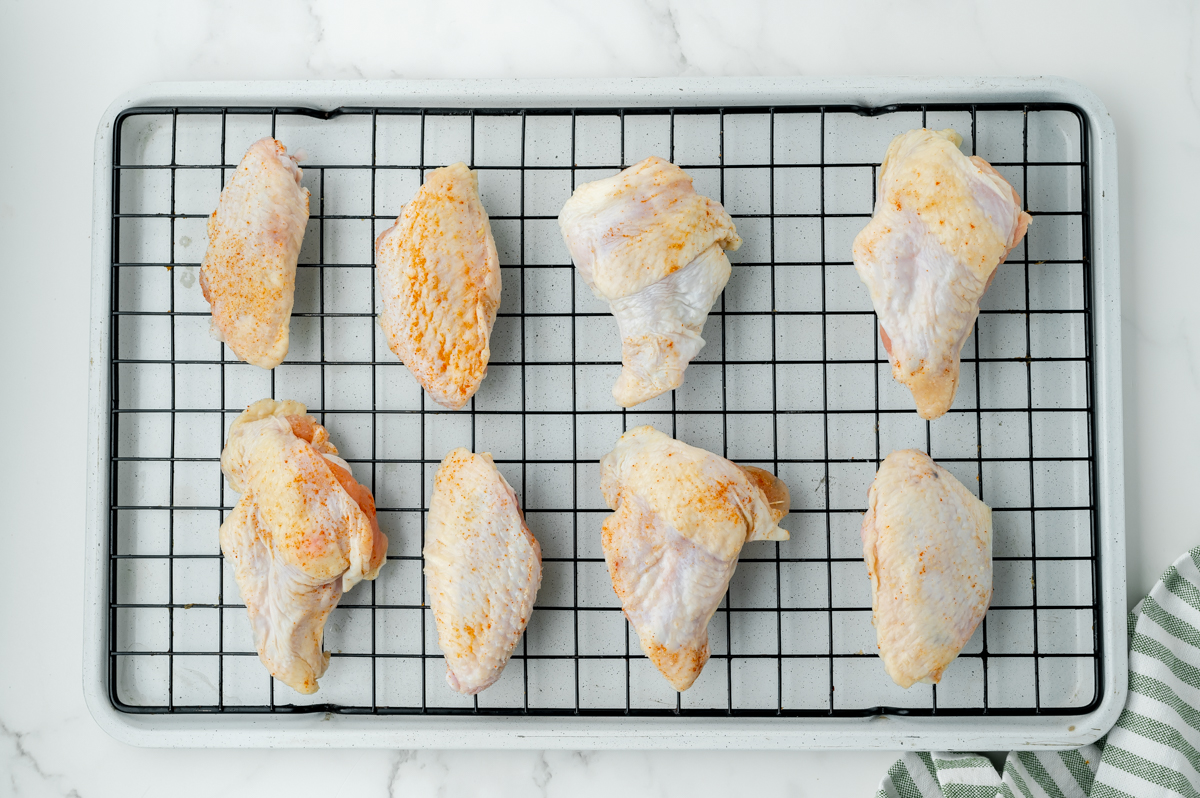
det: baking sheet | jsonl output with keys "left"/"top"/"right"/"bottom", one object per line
{"left": 85, "top": 77, "right": 1125, "bottom": 749}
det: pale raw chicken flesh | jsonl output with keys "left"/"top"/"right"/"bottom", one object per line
{"left": 559, "top": 157, "right": 741, "bottom": 407}
{"left": 219, "top": 399, "right": 387, "bottom": 694}
{"left": 862, "top": 449, "right": 992, "bottom": 688}
{"left": 200, "top": 138, "right": 309, "bottom": 369}
{"left": 424, "top": 449, "right": 541, "bottom": 694}
{"left": 376, "top": 163, "right": 500, "bottom": 410}
{"left": 599, "top": 426, "right": 790, "bottom": 690}
{"left": 853, "top": 129, "right": 1031, "bottom": 419}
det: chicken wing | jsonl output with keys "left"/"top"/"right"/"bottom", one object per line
{"left": 559, "top": 157, "right": 741, "bottom": 407}
{"left": 219, "top": 399, "right": 387, "bottom": 694}
{"left": 424, "top": 449, "right": 541, "bottom": 694}
{"left": 600, "top": 426, "right": 789, "bottom": 691}
{"left": 862, "top": 449, "right": 992, "bottom": 688}
{"left": 376, "top": 163, "right": 501, "bottom": 410}
{"left": 853, "top": 129, "right": 1031, "bottom": 419}
{"left": 200, "top": 138, "right": 309, "bottom": 369}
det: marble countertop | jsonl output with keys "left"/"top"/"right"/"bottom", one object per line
{"left": 2, "top": 0, "right": 1196, "bottom": 794}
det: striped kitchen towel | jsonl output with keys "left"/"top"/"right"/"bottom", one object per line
{"left": 877, "top": 545, "right": 1200, "bottom": 798}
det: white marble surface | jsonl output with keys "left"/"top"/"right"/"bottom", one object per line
{"left": 1, "top": 0, "right": 1197, "bottom": 794}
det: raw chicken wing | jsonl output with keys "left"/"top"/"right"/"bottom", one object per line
{"left": 424, "top": 449, "right": 542, "bottom": 694}
{"left": 200, "top": 138, "right": 309, "bottom": 369}
{"left": 862, "top": 449, "right": 992, "bottom": 688}
{"left": 219, "top": 399, "right": 387, "bottom": 694}
{"left": 559, "top": 157, "right": 741, "bottom": 407}
{"left": 376, "top": 163, "right": 500, "bottom": 410}
{"left": 853, "top": 129, "right": 1031, "bottom": 419}
{"left": 600, "top": 426, "right": 789, "bottom": 690}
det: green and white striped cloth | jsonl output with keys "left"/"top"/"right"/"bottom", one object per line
{"left": 877, "top": 546, "right": 1200, "bottom": 798}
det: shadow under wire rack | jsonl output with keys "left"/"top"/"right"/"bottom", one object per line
{"left": 107, "top": 100, "right": 1099, "bottom": 719}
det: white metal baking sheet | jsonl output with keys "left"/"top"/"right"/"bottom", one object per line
{"left": 84, "top": 77, "right": 1125, "bottom": 749}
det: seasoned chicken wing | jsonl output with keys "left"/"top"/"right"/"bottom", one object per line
{"left": 600, "top": 426, "right": 789, "bottom": 690}
{"left": 559, "top": 157, "right": 740, "bottom": 407}
{"left": 853, "top": 129, "right": 1031, "bottom": 419}
{"left": 219, "top": 399, "right": 387, "bottom": 694}
{"left": 200, "top": 138, "right": 309, "bottom": 369}
{"left": 376, "top": 163, "right": 501, "bottom": 410}
{"left": 424, "top": 449, "right": 541, "bottom": 694}
{"left": 862, "top": 449, "right": 992, "bottom": 688}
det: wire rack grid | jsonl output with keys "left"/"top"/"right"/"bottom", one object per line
{"left": 107, "top": 100, "right": 1098, "bottom": 719}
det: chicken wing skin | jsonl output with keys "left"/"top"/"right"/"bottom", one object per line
{"left": 862, "top": 449, "right": 992, "bottom": 688}
{"left": 424, "top": 449, "right": 542, "bottom": 695}
{"left": 200, "top": 138, "right": 309, "bottom": 369}
{"left": 853, "top": 129, "right": 1031, "bottom": 419}
{"left": 600, "top": 426, "right": 789, "bottom": 690}
{"left": 219, "top": 399, "right": 387, "bottom": 694}
{"left": 376, "top": 163, "right": 501, "bottom": 410}
{"left": 559, "top": 157, "right": 741, "bottom": 407}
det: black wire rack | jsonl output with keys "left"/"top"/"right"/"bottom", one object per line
{"left": 107, "top": 100, "right": 1099, "bottom": 718}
